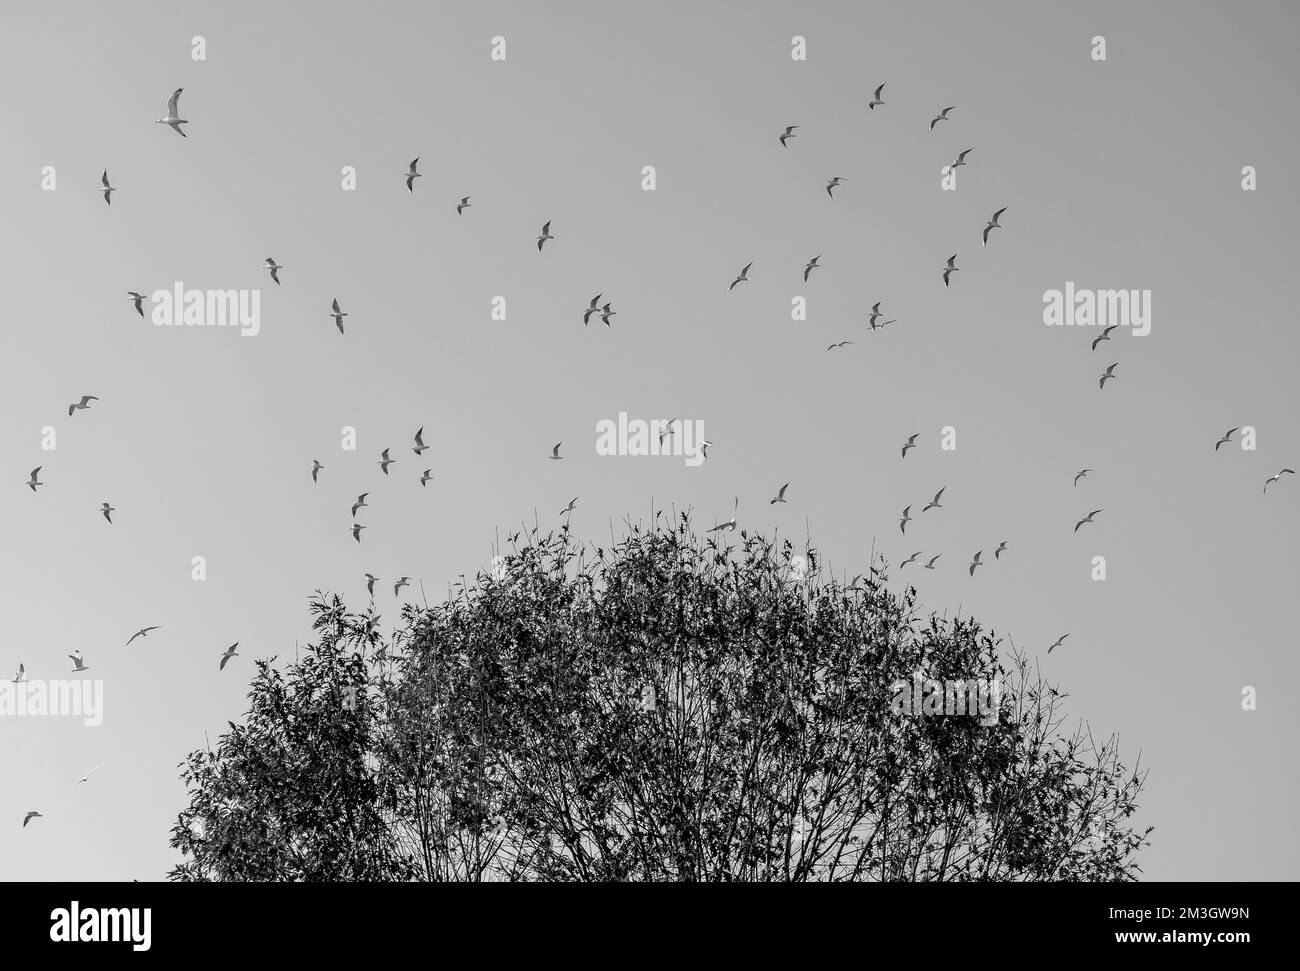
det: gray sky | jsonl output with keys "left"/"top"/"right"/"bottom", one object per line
{"left": 2, "top": 0, "right": 1297, "bottom": 880}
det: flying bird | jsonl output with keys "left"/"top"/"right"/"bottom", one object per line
{"left": 770, "top": 483, "right": 790, "bottom": 504}
{"left": 826, "top": 340, "right": 854, "bottom": 351}
{"left": 949, "top": 148, "right": 973, "bottom": 170}
{"left": 155, "top": 88, "right": 188, "bottom": 137}
{"left": 329, "top": 298, "right": 348, "bottom": 334}
{"left": 378, "top": 449, "right": 395, "bottom": 475}
{"left": 923, "top": 555, "right": 941, "bottom": 570}
{"left": 707, "top": 497, "right": 738, "bottom": 533}
{"left": 583, "top": 294, "right": 603, "bottom": 326}
{"left": 405, "top": 157, "right": 422, "bottom": 193}
{"left": 68, "top": 395, "right": 98, "bottom": 416}
{"left": 969, "top": 551, "right": 984, "bottom": 576}
{"left": 100, "top": 170, "right": 115, "bottom": 205}
{"left": 76, "top": 766, "right": 100, "bottom": 786}
{"left": 560, "top": 497, "right": 578, "bottom": 515}
{"left": 125, "top": 626, "right": 160, "bottom": 646}
{"left": 599, "top": 303, "right": 616, "bottom": 327}
{"left": 929, "top": 106, "right": 955, "bottom": 131}
{"left": 352, "top": 523, "right": 366, "bottom": 543}
{"left": 264, "top": 258, "right": 283, "bottom": 285}
{"left": 901, "top": 434, "right": 918, "bottom": 458}
{"left": 12, "top": 664, "right": 26, "bottom": 683}
{"left": 420, "top": 469, "right": 433, "bottom": 486}
{"left": 550, "top": 442, "right": 563, "bottom": 460}
{"left": 658, "top": 418, "right": 680, "bottom": 446}
{"left": 100, "top": 502, "right": 115, "bottom": 524}
{"left": 1091, "top": 324, "right": 1118, "bottom": 351}
{"left": 68, "top": 651, "right": 89, "bottom": 672}
{"left": 1214, "top": 428, "right": 1239, "bottom": 452}
{"left": 351, "top": 493, "right": 369, "bottom": 518}
{"left": 364, "top": 574, "right": 378, "bottom": 597}
{"left": 219, "top": 642, "right": 239, "bottom": 671}
{"left": 994, "top": 541, "right": 1008, "bottom": 559}
{"left": 412, "top": 427, "right": 428, "bottom": 456}
{"left": 826, "top": 177, "right": 845, "bottom": 198}
{"left": 729, "top": 262, "right": 753, "bottom": 291}
{"left": 537, "top": 220, "right": 554, "bottom": 251}
{"left": 923, "top": 487, "right": 946, "bottom": 512}
{"left": 27, "top": 467, "right": 43, "bottom": 492}
{"left": 941, "top": 255, "right": 959, "bottom": 287}
{"left": 394, "top": 577, "right": 412, "bottom": 597}
{"left": 311, "top": 460, "right": 323, "bottom": 483}
{"left": 456, "top": 196, "right": 471, "bottom": 214}
{"left": 1099, "top": 363, "right": 1119, "bottom": 389}
{"left": 127, "top": 291, "right": 146, "bottom": 316}
{"left": 901, "top": 551, "right": 924, "bottom": 569}
{"left": 899, "top": 505, "right": 913, "bottom": 534}
{"left": 982, "top": 207, "right": 1006, "bottom": 246}
{"left": 1074, "top": 469, "right": 1091, "bottom": 487}
{"left": 699, "top": 440, "right": 713, "bottom": 461}
{"left": 868, "top": 83, "right": 886, "bottom": 110}
{"left": 804, "top": 256, "right": 822, "bottom": 282}
{"left": 1047, "top": 634, "right": 1069, "bottom": 654}
{"left": 1264, "top": 469, "right": 1296, "bottom": 494}
{"left": 22, "top": 811, "right": 41, "bottom": 828}
{"left": 779, "top": 125, "right": 798, "bottom": 147}
{"left": 1074, "top": 510, "right": 1103, "bottom": 533}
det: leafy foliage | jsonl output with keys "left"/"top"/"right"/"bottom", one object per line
{"left": 170, "top": 515, "right": 1152, "bottom": 881}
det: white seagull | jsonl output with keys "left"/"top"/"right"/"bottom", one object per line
{"left": 1091, "top": 325, "right": 1118, "bottom": 351}
{"left": 969, "top": 551, "right": 984, "bottom": 576}
{"left": 405, "top": 157, "right": 422, "bottom": 193}
{"left": 68, "top": 395, "right": 98, "bottom": 416}
{"left": 27, "top": 467, "right": 43, "bottom": 492}
{"left": 730, "top": 262, "right": 753, "bottom": 291}
{"left": 941, "top": 255, "right": 959, "bottom": 287}
{"left": 707, "top": 497, "right": 738, "bottom": 532}
{"left": 264, "top": 258, "right": 283, "bottom": 285}
{"left": 420, "top": 469, "right": 433, "bottom": 486}
{"left": 156, "top": 88, "right": 188, "bottom": 137}
{"left": 100, "top": 170, "right": 115, "bottom": 205}
{"left": 1214, "top": 428, "right": 1239, "bottom": 452}
{"left": 868, "top": 83, "right": 886, "bottom": 110}
{"left": 76, "top": 766, "right": 100, "bottom": 786}
{"left": 1074, "top": 510, "right": 1103, "bottom": 533}
{"left": 311, "top": 459, "right": 323, "bottom": 483}
{"left": 394, "top": 577, "right": 412, "bottom": 597}
{"left": 1047, "top": 634, "right": 1069, "bottom": 654}
{"left": 826, "top": 177, "right": 845, "bottom": 198}
{"left": 537, "top": 220, "right": 554, "bottom": 251}
{"left": 1099, "top": 363, "right": 1119, "bottom": 389}
{"left": 219, "top": 642, "right": 239, "bottom": 671}
{"left": 69, "top": 651, "right": 90, "bottom": 672}
{"left": 412, "top": 427, "right": 428, "bottom": 456}
{"left": 923, "top": 487, "right": 946, "bottom": 512}
{"left": 127, "top": 292, "right": 146, "bottom": 317}
{"left": 22, "top": 811, "right": 42, "bottom": 828}
{"left": 560, "top": 497, "right": 578, "bottom": 515}
{"left": 982, "top": 207, "right": 1006, "bottom": 246}
{"left": 550, "top": 442, "right": 563, "bottom": 460}
{"left": 125, "top": 626, "right": 160, "bottom": 646}
{"left": 330, "top": 298, "right": 348, "bottom": 335}
{"left": 779, "top": 125, "right": 798, "bottom": 147}
{"left": 379, "top": 448, "right": 395, "bottom": 475}
{"left": 804, "top": 255, "right": 822, "bottom": 282}
{"left": 100, "top": 502, "right": 115, "bottom": 524}
{"left": 351, "top": 493, "right": 369, "bottom": 518}
{"left": 901, "top": 434, "right": 918, "bottom": 458}
{"left": 769, "top": 483, "right": 790, "bottom": 504}
{"left": 1264, "top": 469, "right": 1296, "bottom": 494}
{"left": 457, "top": 196, "right": 472, "bottom": 214}
{"left": 929, "top": 106, "right": 955, "bottom": 131}
{"left": 583, "top": 294, "right": 603, "bottom": 326}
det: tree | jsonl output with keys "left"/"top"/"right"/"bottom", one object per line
{"left": 169, "top": 515, "right": 1152, "bottom": 881}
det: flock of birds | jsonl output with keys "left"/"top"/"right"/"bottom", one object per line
{"left": 14, "top": 74, "right": 1295, "bottom": 834}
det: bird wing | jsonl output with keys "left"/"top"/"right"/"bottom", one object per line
{"left": 167, "top": 88, "right": 182, "bottom": 116}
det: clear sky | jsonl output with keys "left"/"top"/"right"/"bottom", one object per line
{"left": 2, "top": 0, "right": 1297, "bottom": 881}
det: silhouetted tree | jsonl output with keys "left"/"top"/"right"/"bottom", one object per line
{"left": 170, "top": 515, "right": 1151, "bottom": 881}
